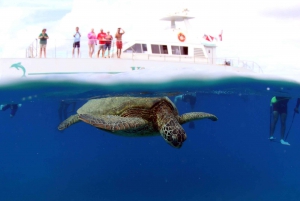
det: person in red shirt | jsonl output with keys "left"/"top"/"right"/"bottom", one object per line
{"left": 97, "top": 29, "right": 106, "bottom": 58}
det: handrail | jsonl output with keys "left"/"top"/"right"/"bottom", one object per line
{"left": 127, "top": 54, "right": 263, "bottom": 73}
{"left": 26, "top": 38, "right": 116, "bottom": 58}
{"left": 25, "top": 39, "right": 263, "bottom": 73}
{"left": 216, "top": 57, "right": 263, "bottom": 73}
{"left": 25, "top": 39, "right": 38, "bottom": 58}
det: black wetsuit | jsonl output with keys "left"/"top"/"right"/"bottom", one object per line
{"left": 181, "top": 94, "right": 197, "bottom": 128}
{"left": 1, "top": 104, "right": 19, "bottom": 117}
{"left": 273, "top": 96, "right": 289, "bottom": 114}
{"left": 182, "top": 94, "right": 196, "bottom": 107}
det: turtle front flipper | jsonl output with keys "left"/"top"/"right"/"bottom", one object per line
{"left": 58, "top": 114, "right": 80, "bottom": 130}
{"left": 78, "top": 114, "right": 148, "bottom": 132}
{"left": 179, "top": 112, "right": 218, "bottom": 125}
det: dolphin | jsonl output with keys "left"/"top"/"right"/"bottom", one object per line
{"left": 10, "top": 62, "right": 26, "bottom": 77}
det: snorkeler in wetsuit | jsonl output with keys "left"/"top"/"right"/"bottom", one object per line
{"left": 0, "top": 103, "right": 22, "bottom": 117}
{"left": 270, "top": 96, "right": 290, "bottom": 145}
{"left": 58, "top": 100, "right": 77, "bottom": 122}
{"left": 174, "top": 93, "right": 197, "bottom": 128}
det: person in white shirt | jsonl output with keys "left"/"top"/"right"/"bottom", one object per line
{"left": 72, "top": 27, "right": 81, "bottom": 58}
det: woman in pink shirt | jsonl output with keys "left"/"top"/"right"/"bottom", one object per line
{"left": 88, "top": 28, "right": 97, "bottom": 58}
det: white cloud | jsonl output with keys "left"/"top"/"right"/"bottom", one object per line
{"left": 0, "top": 0, "right": 72, "bottom": 58}
{"left": 1, "top": 0, "right": 300, "bottom": 75}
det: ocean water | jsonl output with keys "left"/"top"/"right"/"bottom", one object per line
{"left": 1, "top": 71, "right": 300, "bottom": 201}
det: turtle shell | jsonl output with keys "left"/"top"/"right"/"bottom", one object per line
{"left": 77, "top": 96, "right": 179, "bottom": 118}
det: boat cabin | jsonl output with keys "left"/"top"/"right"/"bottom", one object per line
{"left": 120, "top": 9, "right": 217, "bottom": 64}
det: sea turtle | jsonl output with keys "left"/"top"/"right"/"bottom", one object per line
{"left": 58, "top": 96, "right": 217, "bottom": 148}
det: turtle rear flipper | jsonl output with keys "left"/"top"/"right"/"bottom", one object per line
{"left": 179, "top": 112, "right": 218, "bottom": 125}
{"left": 79, "top": 114, "right": 148, "bottom": 132}
{"left": 58, "top": 114, "right": 80, "bottom": 130}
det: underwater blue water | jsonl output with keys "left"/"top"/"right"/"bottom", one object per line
{"left": 1, "top": 77, "right": 300, "bottom": 201}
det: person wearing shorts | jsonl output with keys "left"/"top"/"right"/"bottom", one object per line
{"left": 72, "top": 27, "right": 81, "bottom": 58}
{"left": 104, "top": 31, "right": 113, "bottom": 58}
{"left": 88, "top": 28, "right": 97, "bottom": 58}
{"left": 116, "top": 41, "right": 122, "bottom": 49}
{"left": 97, "top": 29, "right": 106, "bottom": 58}
{"left": 270, "top": 96, "right": 291, "bottom": 145}
{"left": 38, "top": 28, "right": 49, "bottom": 58}
{"left": 115, "top": 28, "right": 125, "bottom": 58}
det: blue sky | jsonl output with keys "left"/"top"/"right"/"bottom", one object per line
{"left": 1, "top": 0, "right": 300, "bottom": 75}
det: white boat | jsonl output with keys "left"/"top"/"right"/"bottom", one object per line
{"left": 0, "top": 9, "right": 262, "bottom": 79}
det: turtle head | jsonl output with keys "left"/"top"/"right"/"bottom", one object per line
{"left": 160, "top": 119, "right": 187, "bottom": 148}
{"left": 154, "top": 98, "right": 187, "bottom": 148}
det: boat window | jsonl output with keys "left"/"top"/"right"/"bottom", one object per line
{"left": 133, "top": 44, "right": 142, "bottom": 53}
{"left": 171, "top": 46, "right": 188, "bottom": 55}
{"left": 160, "top": 45, "right": 168, "bottom": 54}
{"left": 171, "top": 46, "right": 180, "bottom": 55}
{"left": 180, "top": 46, "right": 188, "bottom": 55}
{"left": 151, "top": 45, "right": 160, "bottom": 54}
{"left": 151, "top": 44, "right": 168, "bottom": 54}
{"left": 124, "top": 43, "right": 143, "bottom": 53}
{"left": 142, "top": 44, "right": 147, "bottom": 52}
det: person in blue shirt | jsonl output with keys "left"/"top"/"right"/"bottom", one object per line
{"left": 72, "top": 27, "right": 81, "bottom": 58}
{"left": 269, "top": 96, "right": 290, "bottom": 145}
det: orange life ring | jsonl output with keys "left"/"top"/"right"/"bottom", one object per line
{"left": 178, "top": 33, "right": 186, "bottom": 42}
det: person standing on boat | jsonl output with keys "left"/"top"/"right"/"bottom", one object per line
{"left": 97, "top": 29, "right": 106, "bottom": 58}
{"left": 115, "top": 28, "right": 125, "bottom": 58}
{"left": 104, "top": 31, "right": 113, "bottom": 58}
{"left": 269, "top": 96, "right": 291, "bottom": 145}
{"left": 88, "top": 28, "right": 97, "bottom": 58}
{"left": 38, "top": 28, "right": 49, "bottom": 58}
{"left": 72, "top": 27, "right": 81, "bottom": 58}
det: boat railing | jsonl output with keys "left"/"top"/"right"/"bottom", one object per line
{"left": 25, "top": 38, "right": 117, "bottom": 58}
{"left": 25, "top": 38, "right": 263, "bottom": 73}
{"left": 25, "top": 39, "right": 38, "bottom": 58}
{"left": 215, "top": 57, "right": 263, "bottom": 73}
{"left": 124, "top": 54, "right": 263, "bottom": 73}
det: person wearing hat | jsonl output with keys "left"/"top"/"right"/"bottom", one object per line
{"left": 38, "top": 28, "right": 49, "bottom": 58}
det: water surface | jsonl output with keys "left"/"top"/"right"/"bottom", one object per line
{"left": 0, "top": 71, "right": 300, "bottom": 201}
